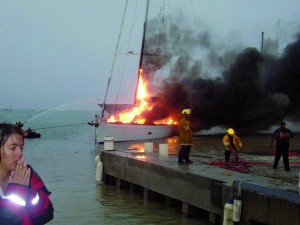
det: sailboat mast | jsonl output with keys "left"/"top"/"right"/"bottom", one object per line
{"left": 134, "top": 0, "right": 149, "bottom": 106}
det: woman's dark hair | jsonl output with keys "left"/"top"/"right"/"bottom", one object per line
{"left": 0, "top": 123, "right": 24, "bottom": 149}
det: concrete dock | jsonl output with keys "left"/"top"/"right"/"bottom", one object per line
{"left": 99, "top": 148, "right": 300, "bottom": 225}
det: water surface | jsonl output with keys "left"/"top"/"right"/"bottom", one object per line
{"left": 0, "top": 110, "right": 210, "bottom": 225}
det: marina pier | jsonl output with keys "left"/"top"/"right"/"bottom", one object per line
{"left": 99, "top": 148, "right": 300, "bottom": 225}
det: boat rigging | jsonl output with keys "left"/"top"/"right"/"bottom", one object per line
{"left": 93, "top": 0, "right": 176, "bottom": 143}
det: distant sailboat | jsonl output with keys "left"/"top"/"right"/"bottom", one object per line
{"left": 94, "top": 0, "right": 176, "bottom": 143}
{"left": 2, "top": 108, "right": 13, "bottom": 111}
{"left": 35, "top": 96, "right": 47, "bottom": 112}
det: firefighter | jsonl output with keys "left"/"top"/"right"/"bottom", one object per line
{"left": 222, "top": 128, "right": 243, "bottom": 162}
{"left": 178, "top": 109, "right": 193, "bottom": 164}
{"left": 15, "top": 121, "right": 23, "bottom": 128}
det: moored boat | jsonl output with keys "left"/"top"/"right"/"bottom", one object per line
{"left": 23, "top": 128, "right": 41, "bottom": 139}
{"left": 96, "top": 122, "right": 175, "bottom": 143}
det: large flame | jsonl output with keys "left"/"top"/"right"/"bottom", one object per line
{"left": 107, "top": 69, "right": 176, "bottom": 125}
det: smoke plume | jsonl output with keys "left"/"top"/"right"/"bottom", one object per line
{"left": 142, "top": 18, "right": 300, "bottom": 133}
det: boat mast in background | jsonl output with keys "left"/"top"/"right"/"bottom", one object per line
{"left": 261, "top": 31, "right": 264, "bottom": 53}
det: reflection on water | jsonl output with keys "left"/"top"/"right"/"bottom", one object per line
{"left": 95, "top": 184, "right": 210, "bottom": 225}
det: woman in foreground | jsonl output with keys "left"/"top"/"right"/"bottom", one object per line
{"left": 0, "top": 123, "right": 54, "bottom": 225}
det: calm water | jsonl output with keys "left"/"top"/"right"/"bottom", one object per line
{"left": 0, "top": 110, "right": 209, "bottom": 225}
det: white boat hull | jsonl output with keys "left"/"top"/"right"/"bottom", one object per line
{"left": 96, "top": 122, "right": 175, "bottom": 143}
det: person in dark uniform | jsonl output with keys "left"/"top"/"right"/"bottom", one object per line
{"left": 270, "top": 121, "right": 294, "bottom": 171}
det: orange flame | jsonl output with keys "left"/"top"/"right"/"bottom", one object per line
{"left": 136, "top": 69, "right": 148, "bottom": 100}
{"left": 107, "top": 69, "right": 176, "bottom": 125}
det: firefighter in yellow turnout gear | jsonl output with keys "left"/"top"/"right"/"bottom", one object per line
{"left": 223, "top": 128, "right": 243, "bottom": 162}
{"left": 178, "top": 109, "right": 193, "bottom": 164}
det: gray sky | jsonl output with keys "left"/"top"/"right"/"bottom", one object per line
{"left": 1, "top": 0, "right": 299, "bottom": 110}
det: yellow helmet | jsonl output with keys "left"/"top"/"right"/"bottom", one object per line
{"left": 181, "top": 109, "right": 191, "bottom": 115}
{"left": 227, "top": 128, "right": 235, "bottom": 135}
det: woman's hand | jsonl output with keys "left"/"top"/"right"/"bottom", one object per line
{"left": 8, "top": 158, "right": 31, "bottom": 186}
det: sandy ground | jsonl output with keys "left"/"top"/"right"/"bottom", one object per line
{"left": 189, "top": 134, "right": 300, "bottom": 189}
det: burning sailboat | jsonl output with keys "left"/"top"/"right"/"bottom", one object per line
{"left": 94, "top": 0, "right": 177, "bottom": 143}
{"left": 96, "top": 70, "right": 177, "bottom": 143}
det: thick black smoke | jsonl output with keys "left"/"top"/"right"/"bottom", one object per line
{"left": 141, "top": 18, "right": 300, "bottom": 133}
{"left": 266, "top": 35, "right": 300, "bottom": 121}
